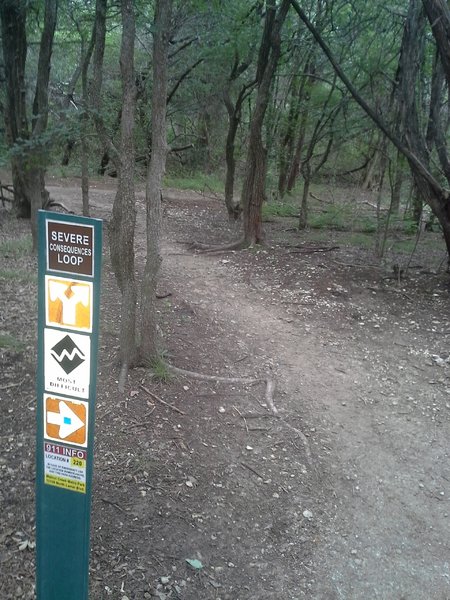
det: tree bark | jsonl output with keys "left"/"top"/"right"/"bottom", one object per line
{"left": 0, "top": 0, "right": 57, "bottom": 249}
{"left": 139, "top": 0, "right": 173, "bottom": 363}
{"left": 80, "top": 29, "right": 96, "bottom": 217}
{"left": 241, "top": 0, "right": 290, "bottom": 245}
{"left": 223, "top": 79, "right": 255, "bottom": 220}
{"left": 108, "top": 0, "right": 138, "bottom": 375}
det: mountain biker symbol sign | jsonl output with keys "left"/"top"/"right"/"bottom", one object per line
{"left": 44, "top": 329, "right": 91, "bottom": 399}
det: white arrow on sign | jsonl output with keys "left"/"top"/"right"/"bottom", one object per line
{"left": 47, "top": 400, "right": 84, "bottom": 439}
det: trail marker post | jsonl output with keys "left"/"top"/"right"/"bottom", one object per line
{"left": 36, "top": 210, "right": 102, "bottom": 600}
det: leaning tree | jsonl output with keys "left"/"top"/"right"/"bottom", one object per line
{"left": 290, "top": 0, "right": 450, "bottom": 268}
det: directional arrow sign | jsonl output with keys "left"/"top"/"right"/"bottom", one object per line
{"left": 47, "top": 401, "right": 85, "bottom": 439}
{"left": 44, "top": 395, "right": 88, "bottom": 447}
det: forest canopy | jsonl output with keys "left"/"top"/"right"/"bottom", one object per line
{"left": 1, "top": 0, "right": 450, "bottom": 266}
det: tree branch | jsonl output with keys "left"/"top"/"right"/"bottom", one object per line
{"left": 167, "top": 58, "right": 204, "bottom": 105}
{"left": 289, "top": 0, "right": 449, "bottom": 199}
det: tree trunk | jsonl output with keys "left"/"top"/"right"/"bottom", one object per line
{"left": 278, "top": 75, "right": 300, "bottom": 197}
{"left": 390, "top": 151, "right": 404, "bottom": 215}
{"left": 0, "top": 0, "right": 57, "bottom": 247}
{"left": 223, "top": 80, "right": 254, "bottom": 220}
{"left": 80, "top": 30, "right": 96, "bottom": 217}
{"left": 1, "top": 2, "right": 32, "bottom": 218}
{"left": 139, "top": 0, "right": 173, "bottom": 363}
{"left": 286, "top": 102, "right": 309, "bottom": 192}
{"left": 109, "top": 0, "right": 138, "bottom": 375}
{"left": 241, "top": 0, "right": 290, "bottom": 245}
{"left": 224, "top": 103, "right": 241, "bottom": 220}
{"left": 30, "top": 0, "right": 58, "bottom": 249}
{"left": 299, "top": 166, "right": 310, "bottom": 230}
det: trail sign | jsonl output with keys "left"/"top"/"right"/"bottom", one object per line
{"left": 36, "top": 211, "right": 102, "bottom": 600}
{"left": 46, "top": 219, "right": 94, "bottom": 276}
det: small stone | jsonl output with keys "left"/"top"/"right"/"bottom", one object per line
{"left": 303, "top": 510, "right": 313, "bottom": 520}
{"left": 160, "top": 576, "right": 170, "bottom": 585}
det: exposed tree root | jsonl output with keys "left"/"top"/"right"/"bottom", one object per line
{"left": 140, "top": 384, "right": 186, "bottom": 415}
{"left": 280, "top": 419, "right": 313, "bottom": 466}
{"left": 165, "top": 363, "right": 278, "bottom": 415}
{"left": 118, "top": 362, "right": 129, "bottom": 394}
{"left": 264, "top": 378, "right": 277, "bottom": 414}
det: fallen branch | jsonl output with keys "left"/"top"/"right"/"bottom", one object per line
{"left": 332, "top": 260, "right": 383, "bottom": 269}
{"left": 241, "top": 462, "right": 265, "bottom": 480}
{"left": 360, "top": 200, "right": 389, "bottom": 211}
{"left": 309, "top": 191, "right": 332, "bottom": 203}
{"left": 46, "top": 200, "right": 74, "bottom": 214}
{"left": 288, "top": 245, "right": 339, "bottom": 255}
{"left": 140, "top": 384, "right": 186, "bottom": 415}
{"left": 0, "top": 381, "right": 23, "bottom": 390}
{"left": 189, "top": 238, "right": 247, "bottom": 254}
{"left": 101, "top": 497, "right": 126, "bottom": 512}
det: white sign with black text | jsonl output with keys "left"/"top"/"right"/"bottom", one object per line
{"left": 44, "top": 328, "right": 91, "bottom": 399}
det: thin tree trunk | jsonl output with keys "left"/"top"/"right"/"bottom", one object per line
{"left": 29, "top": 0, "right": 58, "bottom": 250}
{"left": 223, "top": 79, "right": 254, "bottom": 220}
{"left": 241, "top": 0, "right": 290, "bottom": 245}
{"left": 109, "top": 0, "right": 138, "bottom": 377}
{"left": 375, "top": 139, "right": 389, "bottom": 257}
{"left": 299, "top": 166, "right": 310, "bottom": 230}
{"left": 139, "top": 0, "right": 173, "bottom": 363}
{"left": 80, "top": 30, "right": 96, "bottom": 216}
{"left": 390, "top": 151, "right": 404, "bottom": 215}
{"left": 286, "top": 102, "right": 309, "bottom": 192}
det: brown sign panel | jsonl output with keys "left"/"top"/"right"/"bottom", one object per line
{"left": 47, "top": 221, "right": 94, "bottom": 276}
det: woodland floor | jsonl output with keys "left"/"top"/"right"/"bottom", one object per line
{"left": 1, "top": 178, "right": 450, "bottom": 599}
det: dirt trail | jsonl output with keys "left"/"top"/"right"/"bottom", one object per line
{"left": 161, "top": 235, "right": 450, "bottom": 599}
{"left": 48, "top": 183, "right": 450, "bottom": 598}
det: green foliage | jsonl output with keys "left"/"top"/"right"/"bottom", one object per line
{"left": 149, "top": 355, "right": 172, "bottom": 383}
{"left": 0, "top": 269, "right": 37, "bottom": 283}
{"left": 401, "top": 218, "right": 419, "bottom": 235}
{"left": 0, "top": 333, "right": 26, "bottom": 352}
{"left": 308, "top": 204, "right": 377, "bottom": 233}
{"left": 0, "top": 236, "right": 33, "bottom": 257}
{"left": 164, "top": 172, "right": 224, "bottom": 194}
{"left": 262, "top": 201, "right": 298, "bottom": 218}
